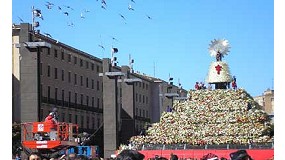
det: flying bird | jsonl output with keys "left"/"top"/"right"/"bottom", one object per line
{"left": 128, "top": 4, "right": 134, "bottom": 11}
{"left": 45, "top": 1, "right": 54, "bottom": 9}
{"left": 101, "top": 0, "right": 107, "bottom": 5}
{"left": 131, "top": 0, "right": 135, "bottom": 3}
{"left": 33, "top": 21, "right": 40, "bottom": 27}
{"left": 46, "top": 1, "right": 54, "bottom": 6}
{"left": 101, "top": 0, "right": 107, "bottom": 9}
{"left": 101, "top": 5, "right": 106, "bottom": 10}
{"left": 111, "top": 36, "right": 118, "bottom": 42}
{"left": 80, "top": 13, "right": 85, "bottom": 19}
{"left": 146, "top": 14, "right": 152, "bottom": 19}
{"left": 67, "top": 22, "right": 74, "bottom": 27}
{"left": 64, "top": 5, "right": 74, "bottom": 10}
{"left": 45, "top": 4, "right": 53, "bottom": 9}
{"left": 58, "top": 6, "right": 62, "bottom": 10}
{"left": 18, "top": 16, "right": 24, "bottom": 23}
{"left": 98, "top": 45, "right": 105, "bottom": 50}
{"left": 63, "top": 12, "right": 69, "bottom": 16}
{"left": 84, "top": 9, "right": 90, "bottom": 13}
{"left": 119, "top": 14, "right": 126, "bottom": 20}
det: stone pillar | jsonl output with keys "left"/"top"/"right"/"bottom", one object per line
{"left": 20, "top": 23, "right": 39, "bottom": 123}
{"left": 102, "top": 58, "right": 119, "bottom": 158}
{"left": 120, "top": 66, "right": 135, "bottom": 144}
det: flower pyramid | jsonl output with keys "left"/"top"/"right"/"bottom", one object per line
{"left": 129, "top": 89, "right": 273, "bottom": 147}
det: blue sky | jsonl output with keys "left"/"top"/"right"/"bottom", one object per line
{"left": 12, "top": 0, "right": 274, "bottom": 97}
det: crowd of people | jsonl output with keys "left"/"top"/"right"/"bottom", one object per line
{"left": 18, "top": 151, "right": 99, "bottom": 160}
{"left": 19, "top": 148, "right": 273, "bottom": 160}
{"left": 129, "top": 89, "right": 273, "bottom": 147}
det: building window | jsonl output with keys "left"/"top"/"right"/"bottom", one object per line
{"left": 47, "top": 48, "right": 50, "bottom": 55}
{"left": 75, "top": 93, "right": 77, "bottom": 105}
{"left": 47, "top": 65, "right": 51, "bottom": 77}
{"left": 91, "top": 63, "right": 94, "bottom": 70}
{"left": 97, "top": 81, "right": 100, "bottom": 91}
{"left": 80, "top": 59, "right": 83, "bottom": 67}
{"left": 80, "top": 76, "right": 83, "bottom": 86}
{"left": 136, "top": 108, "right": 138, "bottom": 116}
{"left": 139, "top": 94, "right": 141, "bottom": 103}
{"left": 68, "top": 54, "right": 71, "bottom": 62}
{"left": 143, "top": 95, "right": 145, "bottom": 103}
{"left": 86, "top": 78, "right": 89, "bottom": 88}
{"left": 68, "top": 114, "right": 72, "bottom": 123}
{"left": 92, "top": 97, "right": 94, "bottom": 107}
{"left": 54, "top": 49, "right": 58, "bottom": 58}
{"left": 139, "top": 109, "right": 141, "bottom": 117}
{"left": 74, "top": 57, "right": 77, "bottom": 65}
{"left": 61, "top": 89, "right": 64, "bottom": 106}
{"left": 92, "top": 79, "right": 94, "bottom": 89}
{"left": 48, "top": 86, "right": 51, "bottom": 102}
{"left": 146, "top": 96, "right": 148, "bottom": 104}
{"left": 81, "top": 116, "right": 84, "bottom": 128}
{"left": 136, "top": 93, "right": 138, "bottom": 102}
{"left": 54, "top": 67, "right": 58, "bottom": 79}
{"left": 61, "top": 51, "right": 64, "bottom": 60}
{"left": 68, "top": 91, "right": 71, "bottom": 106}
{"left": 96, "top": 65, "right": 100, "bottom": 72}
{"left": 143, "top": 83, "right": 145, "bottom": 89}
{"left": 86, "top": 96, "right": 89, "bottom": 107}
{"left": 81, "top": 94, "right": 84, "bottom": 105}
{"left": 74, "top": 74, "right": 77, "bottom": 85}
{"left": 86, "top": 61, "right": 89, "bottom": 69}
{"left": 61, "top": 69, "right": 64, "bottom": 81}
{"left": 97, "top": 98, "right": 100, "bottom": 108}
{"left": 68, "top": 71, "right": 71, "bottom": 83}
{"left": 146, "top": 84, "right": 148, "bottom": 90}
{"left": 143, "top": 110, "right": 145, "bottom": 117}
{"left": 75, "top": 115, "right": 78, "bottom": 124}
{"left": 146, "top": 111, "right": 149, "bottom": 118}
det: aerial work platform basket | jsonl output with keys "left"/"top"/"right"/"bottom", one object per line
{"left": 21, "top": 122, "right": 79, "bottom": 153}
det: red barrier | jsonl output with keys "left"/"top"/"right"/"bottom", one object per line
{"left": 139, "top": 149, "right": 274, "bottom": 159}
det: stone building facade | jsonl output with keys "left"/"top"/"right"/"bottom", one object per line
{"left": 253, "top": 89, "right": 274, "bottom": 121}
{"left": 12, "top": 23, "right": 187, "bottom": 157}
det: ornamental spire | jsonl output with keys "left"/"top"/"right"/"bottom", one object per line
{"left": 208, "top": 39, "right": 230, "bottom": 62}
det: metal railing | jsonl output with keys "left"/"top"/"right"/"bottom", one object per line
{"left": 138, "top": 143, "right": 274, "bottom": 150}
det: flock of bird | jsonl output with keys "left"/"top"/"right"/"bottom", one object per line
{"left": 16, "top": 0, "right": 153, "bottom": 51}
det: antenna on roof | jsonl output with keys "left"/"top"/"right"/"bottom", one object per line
{"left": 178, "top": 78, "right": 182, "bottom": 89}
{"left": 32, "top": 6, "right": 42, "bottom": 32}
{"left": 111, "top": 46, "right": 118, "bottom": 67}
{"left": 129, "top": 54, "right": 134, "bottom": 73}
{"left": 167, "top": 74, "right": 173, "bottom": 93}
{"left": 168, "top": 74, "right": 173, "bottom": 85}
